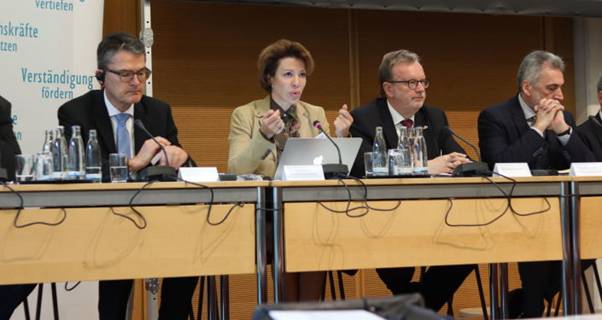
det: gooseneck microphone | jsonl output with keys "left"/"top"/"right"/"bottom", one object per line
{"left": 312, "top": 120, "right": 348, "bottom": 179}
{"left": 134, "top": 120, "right": 170, "bottom": 166}
{"left": 134, "top": 119, "right": 177, "bottom": 181}
{"left": 441, "top": 126, "right": 490, "bottom": 177}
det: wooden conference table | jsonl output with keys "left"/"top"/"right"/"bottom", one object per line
{"left": 0, "top": 176, "right": 585, "bottom": 318}
{"left": 270, "top": 176, "right": 575, "bottom": 318}
{"left": 0, "top": 181, "right": 270, "bottom": 307}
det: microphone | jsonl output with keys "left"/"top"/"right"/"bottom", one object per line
{"left": 441, "top": 126, "right": 490, "bottom": 177}
{"left": 312, "top": 120, "right": 348, "bottom": 179}
{"left": 133, "top": 119, "right": 177, "bottom": 181}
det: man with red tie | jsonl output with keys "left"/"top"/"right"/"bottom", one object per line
{"left": 349, "top": 49, "right": 472, "bottom": 312}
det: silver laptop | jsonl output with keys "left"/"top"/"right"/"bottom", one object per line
{"left": 274, "top": 137, "right": 363, "bottom": 180}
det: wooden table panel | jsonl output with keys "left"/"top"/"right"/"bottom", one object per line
{"left": 0, "top": 204, "right": 255, "bottom": 284}
{"left": 579, "top": 196, "right": 602, "bottom": 259}
{"left": 284, "top": 198, "right": 562, "bottom": 272}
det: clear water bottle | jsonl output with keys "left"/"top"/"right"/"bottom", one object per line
{"left": 85, "top": 129, "right": 102, "bottom": 182}
{"left": 50, "top": 126, "right": 67, "bottom": 179}
{"left": 397, "top": 127, "right": 413, "bottom": 174}
{"left": 412, "top": 127, "right": 428, "bottom": 174}
{"left": 42, "top": 129, "right": 54, "bottom": 153}
{"left": 372, "top": 126, "right": 388, "bottom": 175}
{"left": 67, "top": 125, "right": 85, "bottom": 180}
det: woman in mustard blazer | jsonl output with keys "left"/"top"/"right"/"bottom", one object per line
{"left": 227, "top": 39, "right": 352, "bottom": 301}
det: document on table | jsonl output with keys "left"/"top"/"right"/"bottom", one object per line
{"left": 268, "top": 310, "right": 385, "bottom": 320}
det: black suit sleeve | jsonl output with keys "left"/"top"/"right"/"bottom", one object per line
{"left": 349, "top": 110, "right": 375, "bottom": 178}
{"left": 163, "top": 104, "right": 196, "bottom": 167}
{"left": 146, "top": 102, "right": 195, "bottom": 167}
{"left": 0, "top": 96, "right": 21, "bottom": 181}
{"left": 58, "top": 104, "right": 85, "bottom": 140}
{"left": 478, "top": 108, "right": 546, "bottom": 169}
{"left": 576, "top": 120, "right": 602, "bottom": 161}
{"left": 562, "top": 113, "right": 596, "bottom": 163}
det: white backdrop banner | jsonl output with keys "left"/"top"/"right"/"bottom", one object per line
{"left": 0, "top": 0, "right": 104, "bottom": 154}
{"left": 0, "top": 1, "right": 104, "bottom": 319}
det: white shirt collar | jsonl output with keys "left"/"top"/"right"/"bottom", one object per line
{"left": 386, "top": 99, "right": 414, "bottom": 125}
{"left": 518, "top": 93, "right": 536, "bottom": 121}
{"left": 103, "top": 90, "right": 134, "bottom": 117}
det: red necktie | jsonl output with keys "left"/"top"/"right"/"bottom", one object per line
{"left": 400, "top": 119, "right": 413, "bottom": 128}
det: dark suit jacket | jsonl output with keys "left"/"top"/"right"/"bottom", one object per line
{"left": 0, "top": 95, "right": 21, "bottom": 181}
{"left": 349, "top": 98, "right": 465, "bottom": 177}
{"left": 478, "top": 95, "right": 594, "bottom": 170}
{"left": 576, "top": 113, "right": 602, "bottom": 161}
{"left": 58, "top": 90, "right": 182, "bottom": 181}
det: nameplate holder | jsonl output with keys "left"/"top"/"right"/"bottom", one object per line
{"left": 493, "top": 163, "right": 532, "bottom": 177}
{"left": 570, "top": 162, "right": 602, "bottom": 176}
{"left": 179, "top": 167, "right": 219, "bottom": 182}
{"left": 283, "top": 165, "right": 325, "bottom": 181}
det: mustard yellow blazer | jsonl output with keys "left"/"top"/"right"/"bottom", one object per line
{"left": 228, "top": 95, "right": 330, "bottom": 177}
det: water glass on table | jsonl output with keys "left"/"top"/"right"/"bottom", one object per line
{"left": 33, "top": 152, "right": 53, "bottom": 181}
{"left": 364, "top": 151, "right": 375, "bottom": 177}
{"left": 15, "top": 154, "right": 34, "bottom": 183}
{"left": 109, "top": 153, "right": 129, "bottom": 183}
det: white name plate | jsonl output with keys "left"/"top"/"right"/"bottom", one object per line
{"left": 493, "top": 162, "right": 532, "bottom": 177}
{"left": 283, "top": 165, "right": 325, "bottom": 181}
{"left": 178, "top": 167, "right": 219, "bottom": 182}
{"left": 570, "top": 162, "right": 602, "bottom": 176}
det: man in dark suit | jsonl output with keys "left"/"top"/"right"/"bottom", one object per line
{"left": 577, "top": 75, "right": 602, "bottom": 160}
{"left": 349, "top": 49, "right": 474, "bottom": 312}
{"left": 478, "top": 50, "right": 595, "bottom": 318}
{"left": 0, "top": 95, "right": 21, "bottom": 181}
{"left": 0, "top": 94, "right": 37, "bottom": 320}
{"left": 58, "top": 32, "right": 195, "bottom": 320}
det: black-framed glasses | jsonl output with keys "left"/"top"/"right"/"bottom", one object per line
{"left": 387, "top": 79, "right": 430, "bottom": 90}
{"left": 106, "top": 67, "right": 152, "bottom": 82}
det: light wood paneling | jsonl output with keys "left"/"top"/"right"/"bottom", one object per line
{"left": 103, "top": 0, "right": 139, "bottom": 36}
{"left": 283, "top": 198, "right": 562, "bottom": 272}
{"left": 579, "top": 196, "right": 602, "bottom": 259}
{"left": 355, "top": 11, "right": 548, "bottom": 109}
{"left": 0, "top": 205, "right": 255, "bottom": 284}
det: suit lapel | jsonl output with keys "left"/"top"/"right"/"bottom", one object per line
{"left": 593, "top": 114, "right": 602, "bottom": 148}
{"left": 295, "top": 101, "right": 315, "bottom": 137}
{"left": 93, "top": 92, "right": 117, "bottom": 154}
{"left": 509, "top": 97, "right": 530, "bottom": 139}
{"left": 376, "top": 99, "right": 398, "bottom": 149}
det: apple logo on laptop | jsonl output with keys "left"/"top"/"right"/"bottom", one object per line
{"left": 313, "top": 155, "right": 324, "bottom": 165}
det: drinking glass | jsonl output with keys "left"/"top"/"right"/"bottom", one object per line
{"left": 109, "top": 153, "right": 128, "bottom": 183}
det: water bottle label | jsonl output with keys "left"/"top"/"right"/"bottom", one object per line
{"left": 86, "top": 167, "right": 102, "bottom": 182}
{"left": 413, "top": 167, "right": 428, "bottom": 174}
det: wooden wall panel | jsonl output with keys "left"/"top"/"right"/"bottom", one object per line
{"left": 151, "top": 0, "right": 351, "bottom": 109}
{"left": 103, "top": 0, "right": 139, "bottom": 36}
{"left": 355, "top": 11, "right": 546, "bottom": 109}
{"left": 152, "top": 0, "right": 351, "bottom": 169}
{"left": 354, "top": 11, "right": 573, "bottom": 144}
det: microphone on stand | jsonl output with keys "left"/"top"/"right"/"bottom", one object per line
{"left": 441, "top": 126, "right": 490, "bottom": 177}
{"left": 134, "top": 120, "right": 177, "bottom": 181}
{"left": 312, "top": 120, "right": 348, "bottom": 179}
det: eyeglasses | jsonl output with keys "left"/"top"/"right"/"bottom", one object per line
{"left": 106, "top": 67, "right": 152, "bottom": 82}
{"left": 387, "top": 79, "right": 430, "bottom": 90}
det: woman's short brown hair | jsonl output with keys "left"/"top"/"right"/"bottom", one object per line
{"left": 257, "top": 39, "right": 314, "bottom": 92}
